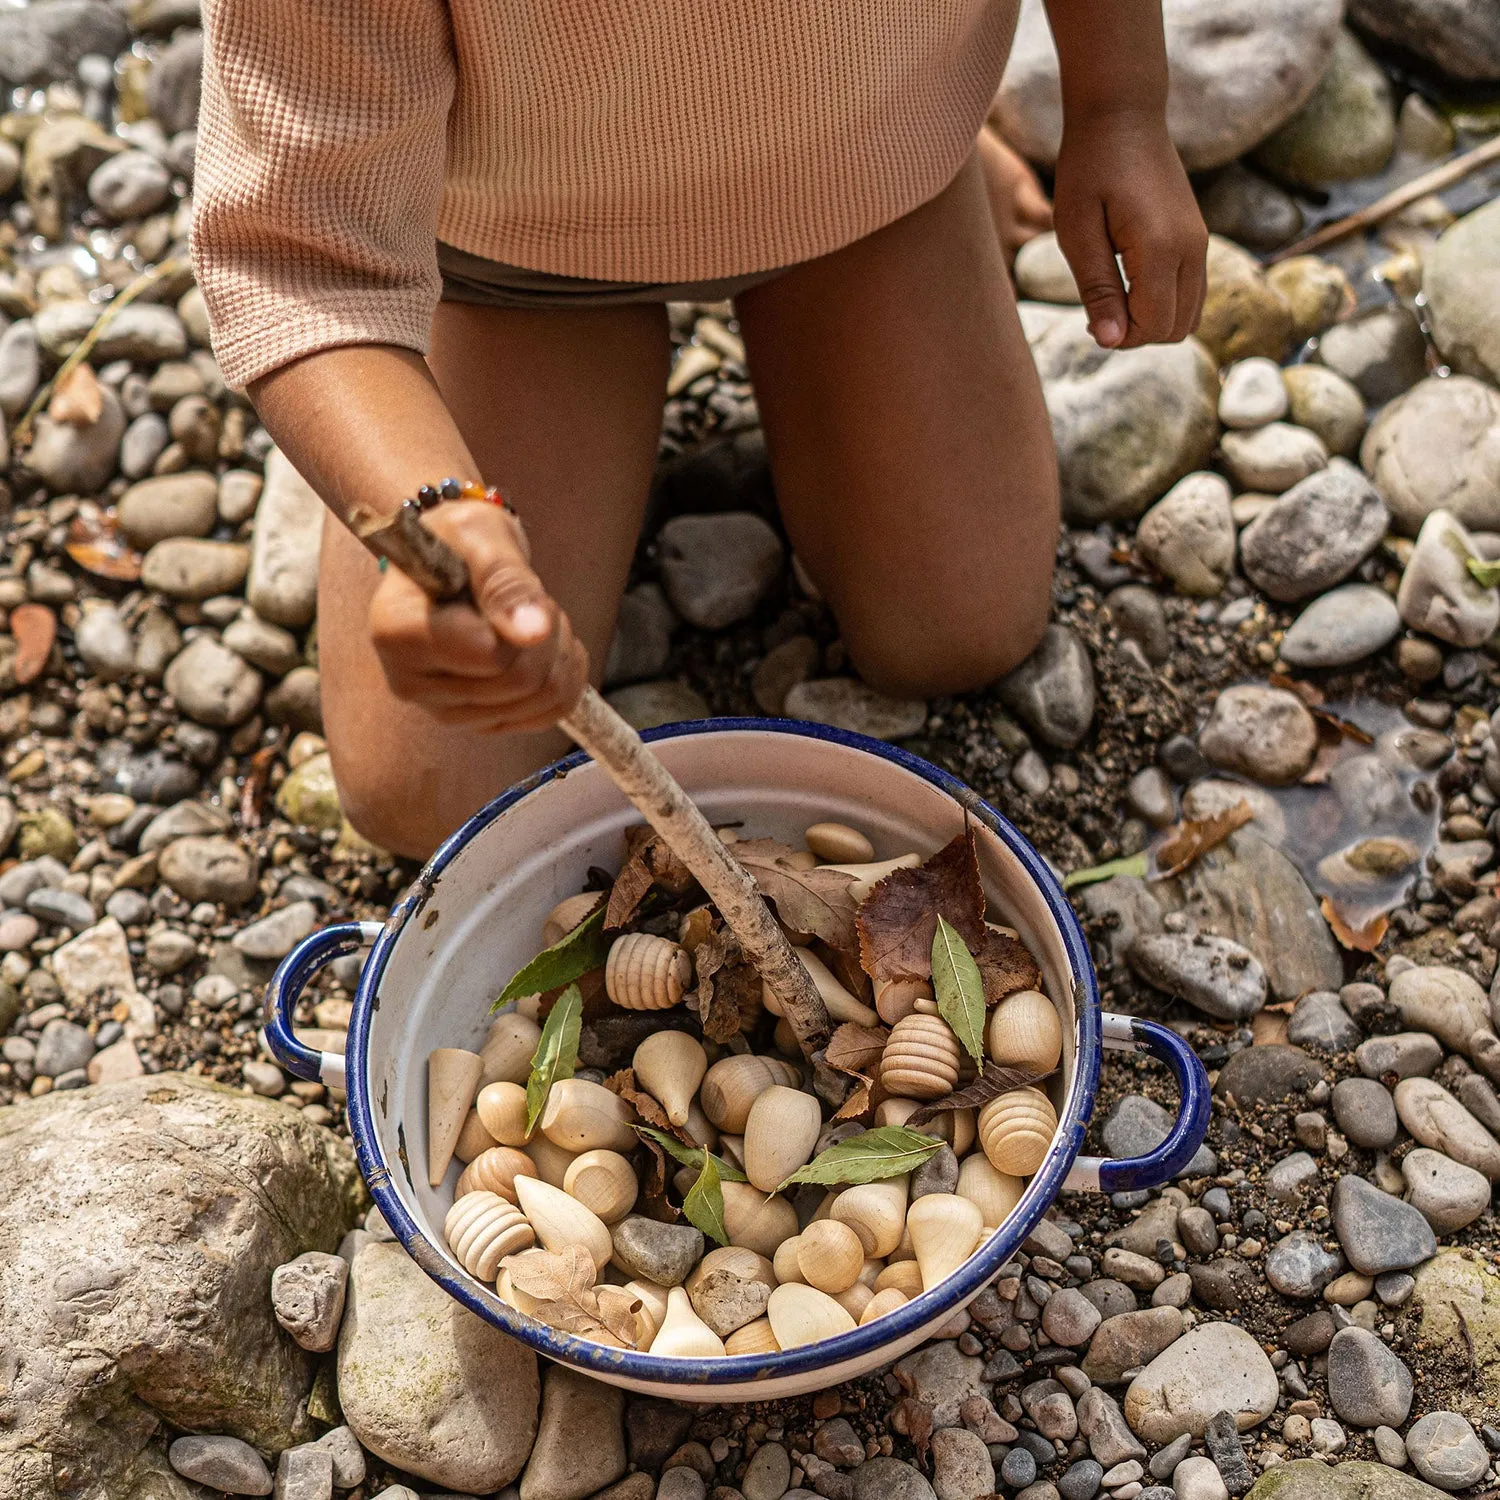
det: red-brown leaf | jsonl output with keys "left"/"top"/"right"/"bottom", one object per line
{"left": 49, "top": 362, "right": 103, "bottom": 427}
{"left": 1321, "top": 897, "right": 1388, "bottom": 953}
{"left": 605, "top": 827, "right": 698, "bottom": 928}
{"left": 64, "top": 512, "right": 142, "bottom": 581}
{"left": 735, "top": 839, "right": 860, "bottom": 953}
{"left": 856, "top": 827, "right": 987, "bottom": 983}
{"left": 10, "top": 603, "right": 56, "bottom": 685}
{"left": 974, "top": 928, "right": 1043, "bottom": 1004}
{"left": 1154, "top": 800, "right": 1254, "bottom": 881}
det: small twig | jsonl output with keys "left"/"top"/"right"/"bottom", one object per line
{"left": 1267, "top": 134, "right": 1500, "bottom": 264}
{"left": 13, "top": 255, "right": 187, "bottom": 447}
{"left": 1452, "top": 1299, "right": 1478, "bottom": 1379}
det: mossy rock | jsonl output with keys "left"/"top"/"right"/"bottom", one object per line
{"left": 1248, "top": 1459, "right": 1448, "bottom": 1498}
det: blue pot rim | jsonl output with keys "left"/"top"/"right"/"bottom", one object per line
{"left": 345, "top": 716, "right": 1102, "bottom": 1383}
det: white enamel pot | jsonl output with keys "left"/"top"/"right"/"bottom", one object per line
{"left": 265, "top": 718, "right": 1210, "bottom": 1401}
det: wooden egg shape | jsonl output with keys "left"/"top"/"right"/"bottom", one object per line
{"left": 624, "top": 1278, "right": 670, "bottom": 1347}
{"left": 605, "top": 932, "right": 692, "bottom": 1011}
{"left": 766, "top": 1283, "right": 857, "bottom": 1349}
{"left": 796, "top": 1219, "right": 865, "bottom": 1294}
{"left": 514, "top": 1174, "right": 613, "bottom": 1271}
{"left": 444, "top": 1190, "right": 535, "bottom": 1281}
{"left": 987, "top": 990, "right": 1062, "bottom": 1073}
{"left": 687, "top": 1245, "right": 778, "bottom": 1296}
{"left": 563, "top": 1149, "right": 639, "bottom": 1223}
{"left": 700, "top": 1054, "right": 801, "bottom": 1133}
{"left": 977, "top": 1086, "right": 1057, "bottom": 1176}
{"left": 875, "top": 978, "right": 932, "bottom": 1026}
{"left": 832, "top": 1281, "right": 875, "bottom": 1320}
{"left": 541, "top": 1077, "right": 638, "bottom": 1152}
{"left": 633, "top": 1030, "right": 708, "bottom": 1128}
{"left": 650, "top": 1286, "right": 726, "bottom": 1358}
{"left": 724, "top": 1317, "right": 781, "bottom": 1356}
{"left": 830, "top": 1177, "right": 908, "bottom": 1258}
{"left": 721, "top": 1181, "right": 800, "bottom": 1259}
{"left": 772, "top": 1235, "right": 806, "bottom": 1286}
{"left": 476, "top": 1080, "right": 532, "bottom": 1146}
{"left": 762, "top": 949, "right": 879, "bottom": 1028}
{"left": 860, "top": 1288, "right": 910, "bottom": 1324}
{"left": 874, "top": 1259, "right": 925, "bottom": 1297}
{"left": 543, "top": 890, "right": 604, "bottom": 947}
{"left": 457, "top": 1145, "right": 538, "bottom": 1202}
{"left": 428, "top": 1048, "right": 484, "bottom": 1186}
{"left": 907, "top": 1193, "right": 984, "bottom": 1292}
{"left": 879, "top": 1014, "right": 961, "bottom": 1101}
{"left": 744, "top": 1084, "right": 823, "bottom": 1192}
{"left": 525, "top": 1133, "right": 578, "bottom": 1188}
{"left": 805, "top": 821, "right": 875, "bottom": 863}
{"left": 453, "top": 1107, "right": 498, "bottom": 1164}
{"left": 480, "top": 1011, "right": 542, "bottom": 1087}
{"left": 957, "top": 1154, "right": 1025, "bottom": 1230}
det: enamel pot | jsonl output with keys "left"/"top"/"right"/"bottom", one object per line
{"left": 265, "top": 718, "right": 1210, "bottom": 1400}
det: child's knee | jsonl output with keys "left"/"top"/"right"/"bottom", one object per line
{"left": 331, "top": 754, "right": 440, "bottom": 862}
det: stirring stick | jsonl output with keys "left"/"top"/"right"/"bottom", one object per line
{"left": 349, "top": 502, "right": 833, "bottom": 1055}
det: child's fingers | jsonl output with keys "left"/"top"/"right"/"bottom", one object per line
{"left": 369, "top": 568, "right": 517, "bottom": 676}
{"left": 1120, "top": 250, "right": 1178, "bottom": 348}
{"left": 423, "top": 502, "right": 557, "bottom": 649}
{"left": 1171, "top": 255, "right": 1207, "bottom": 345}
{"left": 1058, "top": 205, "right": 1128, "bottom": 350}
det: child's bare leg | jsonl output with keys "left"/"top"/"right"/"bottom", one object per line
{"left": 735, "top": 152, "right": 1058, "bottom": 700}
{"left": 977, "top": 124, "right": 1053, "bottom": 261}
{"left": 318, "top": 301, "right": 669, "bottom": 858}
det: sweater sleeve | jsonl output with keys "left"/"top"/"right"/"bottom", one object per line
{"left": 191, "top": 0, "right": 456, "bottom": 391}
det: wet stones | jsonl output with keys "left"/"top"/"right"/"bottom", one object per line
{"left": 1424, "top": 196, "right": 1500, "bottom": 388}
{"left": 1220, "top": 422, "right": 1328, "bottom": 494}
{"left": 1198, "top": 685, "right": 1318, "bottom": 785}
{"left": 1129, "top": 931, "right": 1267, "bottom": 1021}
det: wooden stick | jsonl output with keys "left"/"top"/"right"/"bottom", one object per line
{"left": 1267, "top": 134, "right": 1500, "bottom": 264}
{"left": 347, "top": 505, "right": 833, "bottom": 1055}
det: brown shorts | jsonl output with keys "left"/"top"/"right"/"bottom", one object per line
{"left": 438, "top": 241, "right": 785, "bottom": 309}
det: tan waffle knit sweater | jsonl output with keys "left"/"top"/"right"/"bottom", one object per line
{"left": 192, "top": 1, "right": 1019, "bottom": 390}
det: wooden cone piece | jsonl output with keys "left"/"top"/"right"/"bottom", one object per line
{"left": 632, "top": 1030, "right": 708, "bottom": 1127}
{"left": 428, "top": 1048, "right": 484, "bottom": 1187}
{"left": 907, "top": 1193, "right": 984, "bottom": 1292}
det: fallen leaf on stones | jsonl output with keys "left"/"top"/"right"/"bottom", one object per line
{"left": 693, "top": 923, "right": 754, "bottom": 1042}
{"left": 736, "top": 839, "right": 860, "bottom": 953}
{"left": 974, "top": 928, "right": 1043, "bottom": 1004}
{"left": 238, "top": 733, "right": 286, "bottom": 829}
{"left": 894, "top": 1398, "right": 934, "bottom": 1455}
{"left": 9, "top": 603, "right": 56, "bottom": 686}
{"left": 1321, "top": 897, "right": 1388, "bottom": 953}
{"left": 826, "top": 1022, "right": 889, "bottom": 1076}
{"left": 48, "top": 362, "right": 102, "bottom": 426}
{"left": 1270, "top": 671, "right": 1371, "bottom": 744}
{"left": 856, "top": 827, "right": 987, "bottom": 982}
{"left": 1269, "top": 671, "right": 1324, "bottom": 707}
{"left": 907, "top": 1061, "right": 1056, "bottom": 1124}
{"left": 1061, "top": 852, "right": 1148, "bottom": 890}
{"left": 831, "top": 1074, "right": 875, "bottom": 1122}
{"left": 64, "top": 512, "right": 142, "bottom": 581}
{"left": 1154, "top": 799, "right": 1254, "bottom": 879}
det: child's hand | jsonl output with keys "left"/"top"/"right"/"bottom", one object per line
{"left": 1051, "top": 109, "right": 1208, "bottom": 351}
{"left": 367, "top": 501, "right": 589, "bottom": 733}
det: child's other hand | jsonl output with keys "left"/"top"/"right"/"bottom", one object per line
{"left": 367, "top": 501, "right": 588, "bottom": 733}
{"left": 1052, "top": 109, "right": 1208, "bottom": 351}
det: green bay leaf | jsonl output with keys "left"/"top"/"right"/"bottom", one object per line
{"left": 778, "top": 1125, "right": 943, "bottom": 1191}
{"left": 932, "top": 914, "right": 985, "bottom": 1062}
{"left": 1062, "top": 852, "right": 1149, "bottom": 891}
{"left": 493, "top": 904, "right": 608, "bottom": 1010}
{"left": 633, "top": 1124, "right": 748, "bottom": 1182}
{"left": 682, "top": 1150, "right": 729, "bottom": 1245}
{"left": 524, "top": 983, "right": 582, "bottom": 1134}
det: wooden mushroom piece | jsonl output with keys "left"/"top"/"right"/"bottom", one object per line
{"left": 651, "top": 1286, "right": 726, "bottom": 1358}
{"left": 605, "top": 932, "right": 693, "bottom": 1010}
{"left": 907, "top": 1192, "right": 984, "bottom": 1291}
{"left": 795, "top": 1219, "right": 865, "bottom": 1294}
{"left": 743, "top": 1084, "right": 823, "bottom": 1192}
{"left": 830, "top": 1176, "right": 909, "bottom": 1259}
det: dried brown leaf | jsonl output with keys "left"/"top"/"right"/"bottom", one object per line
{"left": 974, "top": 928, "right": 1043, "bottom": 1005}
{"left": 825, "top": 1022, "right": 890, "bottom": 1077}
{"left": 607, "top": 826, "right": 698, "bottom": 928}
{"left": 907, "top": 1061, "right": 1057, "bottom": 1124}
{"left": 49, "top": 362, "right": 102, "bottom": 427}
{"left": 1321, "top": 897, "right": 1388, "bottom": 953}
{"left": 678, "top": 906, "right": 715, "bottom": 951}
{"left": 504, "top": 1244, "right": 595, "bottom": 1301}
{"left": 65, "top": 512, "right": 142, "bottom": 582}
{"left": 10, "top": 603, "right": 56, "bottom": 686}
{"left": 895, "top": 1398, "right": 934, "bottom": 1456}
{"left": 735, "top": 839, "right": 861, "bottom": 953}
{"left": 594, "top": 1283, "right": 645, "bottom": 1345}
{"left": 1154, "top": 800, "right": 1254, "bottom": 881}
{"left": 818, "top": 942, "right": 875, "bottom": 1006}
{"left": 856, "top": 827, "right": 987, "bottom": 983}
{"left": 708, "top": 963, "right": 761, "bottom": 1043}
{"left": 832, "top": 1074, "right": 875, "bottom": 1122}
{"left": 1268, "top": 671, "right": 1325, "bottom": 708}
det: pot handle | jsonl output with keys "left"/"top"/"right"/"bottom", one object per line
{"left": 262, "top": 921, "right": 383, "bottom": 1089}
{"left": 1063, "top": 1012, "right": 1212, "bottom": 1193}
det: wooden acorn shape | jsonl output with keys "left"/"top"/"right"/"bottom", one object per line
{"left": 797, "top": 1219, "right": 865, "bottom": 1294}
{"left": 772, "top": 1235, "right": 806, "bottom": 1286}
{"left": 686, "top": 1245, "right": 777, "bottom": 1297}
{"left": 633, "top": 1030, "right": 708, "bottom": 1128}
{"left": 762, "top": 949, "right": 879, "bottom": 1028}
{"left": 524, "top": 1133, "right": 579, "bottom": 1188}
{"left": 700, "top": 1054, "right": 801, "bottom": 1133}
{"left": 453, "top": 1107, "right": 498, "bottom": 1164}
{"left": 476, "top": 1080, "right": 532, "bottom": 1146}
{"left": 624, "top": 1278, "right": 671, "bottom": 1347}
{"left": 514, "top": 1174, "right": 613, "bottom": 1271}
{"left": 830, "top": 1177, "right": 908, "bottom": 1258}
{"left": 480, "top": 1011, "right": 542, "bottom": 1087}
{"left": 563, "top": 1149, "right": 639, "bottom": 1224}
{"left": 879, "top": 1013, "right": 961, "bottom": 1101}
{"left": 805, "top": 820, "right": 875, "bottom": 864}
{"left": 444, "top": 1190, "right": 535, "bottom": 1281}
{"left": 428, "top": 1047, "right": 484, "bottom": 1186}
{"left": 907, "top": 1193, "right": 984, "bottom": 1292}
{"left": 456, "top": 1145, "right": 539, "bottom": 1203}
{"left": 987, "top": 989, "right": 1062, "bottom": 1073}
{"left": 860, "top": 1288, "right": 910, "bottom": 1324}
{"left": 832, "top": 1282, "right": 875, "bottom": 1321}
{"left": 724, "top": 1317, "right": 781, "bottom": 1356}
{"left": 605, "top": 932, "right": 693, "bottom": 1010}
{"left": 721, "top": 1181, "right": 800, "bottom": 1259}
{"left": 874, "top": 1259, "right": 925, "bottom": 1297}
{"left": 875, "top": 978, "right": 933, "bottom": 1026}
{"left": 650, "top": 1286, "right": 726, "bottom": 1358}
{"left": 542, "top": 890, "right": 604, "bottom": 947}
{"left": 977, "top": 1086, "right": 1057, "bottom": 1176}
{"left": 744, "top": 1084, "right": 823, "bottom": 1192}
{"left": 766, "top": 1283, "right": 857, "bottom": 1349}
{"left": 957, "top": 1154, "right": 1026, "bottom": 1230}
{"left": 541, "top": 1077, "right": 638, "bottom": 1152}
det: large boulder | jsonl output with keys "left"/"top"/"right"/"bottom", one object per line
{"left": 1410, "top": 1250, "right": 1500, "bottom": 1420}
{"left": 995, "top": 0, "right": 1342, "bottom": 172}
{"left": 1246, "top": 1459, "right": 1451, "bottom": 1498}
{"left": 0, "top": 1075, "right": 365, "bottom": 1500}
{"left": 1348, "top": 0, "right": 1500, "bottom": 82}
{"left": 1424, "top": 198, "right": 1500, "bottom": 388}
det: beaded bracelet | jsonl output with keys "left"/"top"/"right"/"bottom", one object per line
{"left": 410, "top": 476, "right": 517, "bottom": 515}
